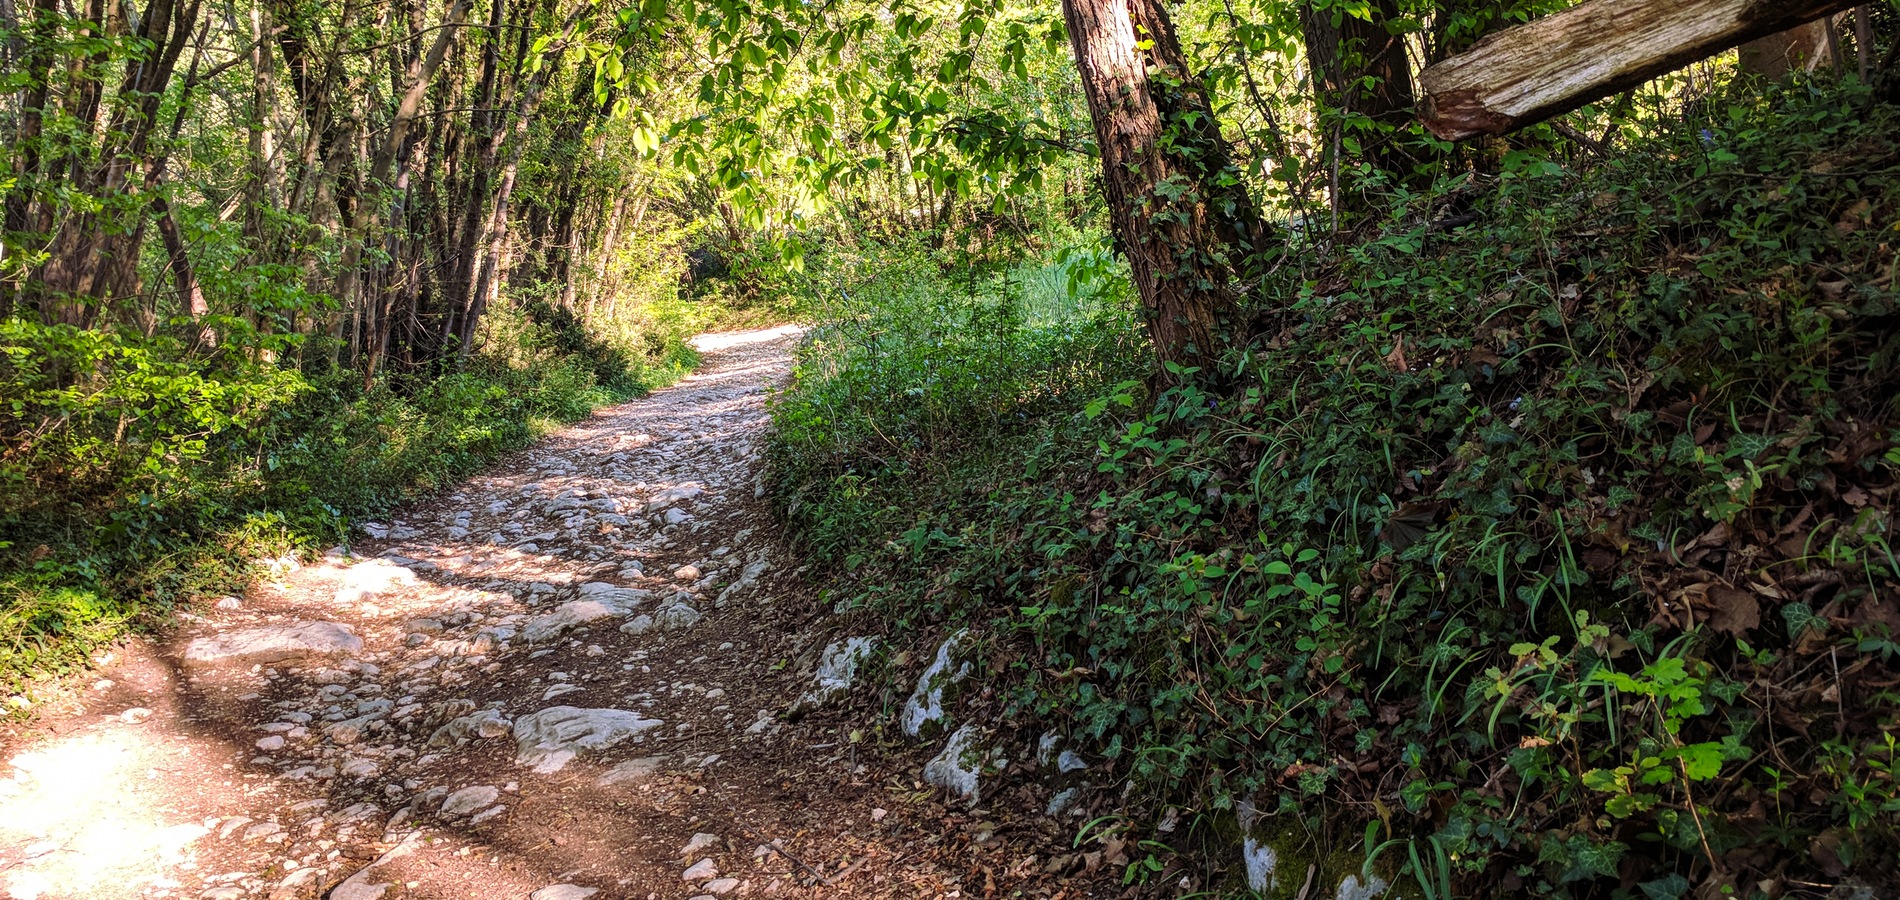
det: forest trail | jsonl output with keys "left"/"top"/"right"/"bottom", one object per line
{"left": 0, "top": 327, "right": 1054, "bottom": 900}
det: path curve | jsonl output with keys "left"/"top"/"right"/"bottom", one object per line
{"left": 0, "top": 327, "right": 1085, "bottom": 900}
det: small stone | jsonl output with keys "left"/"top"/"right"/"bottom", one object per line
{"left": 701, "top": 878, "right": 740, "bottom": 895}
{"left": 427, "top": 709, "right": 512, "bottom": 747}
{"left": 256, "top": 735, "right": 286, "bottom": 751}
{"left": 528, "top": 887, "right": 599, "bottom": 900}
{"left": 680, "top": 832, "right": 721, "bottom": 858}
{"left": 654, "top": 602, "right": 701, "bottom": 631}
{"left": 673, "top": 565, "right": 702, "bottom": 581}
{"left": 619, "top": 615, "right": 656, "bottom": 635}
{"left": 440, "top": 785, "right": 500, "bottom": 817}
{"left": 682, "top": 859, "right": 718, "bottom": 882}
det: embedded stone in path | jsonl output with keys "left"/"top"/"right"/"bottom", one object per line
{"left": 521, "top": 598, "right": 634, "bottom": 643}
{"left": 439, "top": 785, "right": 499, "bottom": 817}
{"left": 514, "top": 706, "right": 663, "bottom": 774}
{"left": 530, "top": 887, "right": 600, "bottom": 900}
{"left": 427, "top": 709, "right": 512, "bottom": 748}
{"left": 597, "top": 755, "right": 667, "bottom": 786}
{"left": 183, "top": 621, "right": 362, "bottom": 666}
{"left": 329, "top": 832, "right": 421, "bottom": 900}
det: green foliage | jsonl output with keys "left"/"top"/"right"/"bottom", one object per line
{"left": 769, "top": 84, "right": 1900, "bottom": 893}
{"left": 0, "top": 303, "right": 698, "bottom": 691}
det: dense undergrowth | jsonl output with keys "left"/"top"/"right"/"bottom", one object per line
{"left": 768, "top": 84, "right": 1900, "bottom": 895}
{"left": 0, "top": 298, "right": 719, "bottom": 692}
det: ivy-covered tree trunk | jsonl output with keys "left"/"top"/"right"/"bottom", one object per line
{"left": 1059, "top": 0, "right": 1267, "bottom": 379}
{"left": 1303, "top": 0, "right": 1417, "bottom": 219}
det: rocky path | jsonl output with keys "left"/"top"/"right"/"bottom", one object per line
{"left": 0, "top": 327, "right": 1101, "bottom": 900}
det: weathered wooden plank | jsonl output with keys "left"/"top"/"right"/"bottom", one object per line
{"left": 1418, "top": 0, "right": 1864, "bottom": 141}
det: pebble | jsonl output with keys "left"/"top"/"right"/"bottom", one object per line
{"left": 682, "top": 858, "right": 719, "bottom": 882}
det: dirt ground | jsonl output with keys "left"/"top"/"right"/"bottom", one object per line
{"left": 0, "top": 327, "right": 1134, "bottom": 900}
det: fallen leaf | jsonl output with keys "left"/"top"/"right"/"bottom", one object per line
{"left": 1706, "top": 586, "right": 1760, "bottom": 637}
{"left": 1385, "top": 336, "right": 1408, "bottom": 373}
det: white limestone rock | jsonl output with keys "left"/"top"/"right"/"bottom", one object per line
{"left": 333, "top": 558, "right": 420, "bottom": 604}
{"left": 521, "top": 599, "right": 631, "bottom": 643}
{"left": 529, "top": 887, "right": 600, "bottom": 900}
{"left": 923, "top": 725, "right": 985, "bottom": 803}
{"left": 715, "top": 557, "right": 769, "bottom": 607}
{"left": 793, "top": 637, "right": 878, "bottom": 712}
{"left": 440, "top": 785, "right": 499, "bottom": 817}
{"left": 1337, "top": 874, "right": 1389, "bottom": 900}
{"left": 514, "top": 706, "right": 663, "bottom": 774}
{"left": 184, "top": 622, "right": 362, "bottom": 666}
{"left": 597, "top": 756, "right": 666, "bottom": 786}
{"left": 653, "top": 601, "right": 702, "bottom": 631}
{"left": 427, "top": 709, "right": 512, "bottom": 747}
{"left": 901, "top": 630, "right": 973, "bottom": 736}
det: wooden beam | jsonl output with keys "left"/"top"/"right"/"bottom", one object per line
{"left": 1418, "top": 0, "right": 1864, "bottom": 141}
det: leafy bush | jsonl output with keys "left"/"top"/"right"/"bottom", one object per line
{"left": 0, "top": 302, "right": 699, "bottom": 690}
{"left": 769, "top": 83, "right": 1900, "bottom": 894}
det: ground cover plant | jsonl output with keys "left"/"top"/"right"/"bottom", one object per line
{"left": 3, "top": 0, "right": 1898, "bottom": 892}
{"left": 767, "top": 81, "right": 1900, "bottom": 896}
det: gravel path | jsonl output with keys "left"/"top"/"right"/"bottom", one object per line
{"left": 0, "top": 327, "right": 1097, "bottom": 900}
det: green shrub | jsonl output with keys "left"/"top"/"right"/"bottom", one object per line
{"left": 770, "top": 83, "right": 1900, "bottom": 894}
{"left": 0, "top": 300, "right": 700, "bottom": 691}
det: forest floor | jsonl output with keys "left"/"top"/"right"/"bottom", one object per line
{"left": 0, "top": 327, "right": 1101, "bottom": 900}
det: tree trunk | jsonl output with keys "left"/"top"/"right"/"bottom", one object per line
{"left": 1302, "top": 0, "right": 1417, "bottom": 208}
{"left": 1059, "top": 0, "right": 1267, "bottom": 378}
{"left": 153, "top": 194, "right": 212, "bottom": 347}
{"left": 587, "top": 192, "right": 628, "bottom": 313}
{"left": 1739, "top": 20, "right": 1830, "bottom": 79}
{"left": 335, "top": 0, "right": 472, "bottom": 315}
{"left": 459, "top": 2, "right": 588, "bottom": 352}
{"left": 1418, "top": 0, "right": 1863, "bottom": 141}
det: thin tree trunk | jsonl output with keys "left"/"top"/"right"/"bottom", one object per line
{"left": 335, "top": 0, "right": 473, "bottom": 314}
{"left": 1302, "top": 0, "right": 1416, "bottom": 216}
{"left": 460, "top": 2, "right": 588, "bottom": 352}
